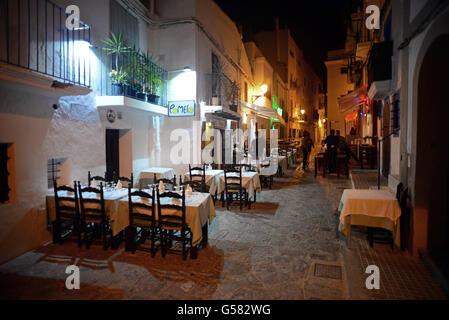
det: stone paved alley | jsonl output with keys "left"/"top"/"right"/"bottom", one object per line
{"left": 0, "top": 160, "right": 447, "bottom": 300}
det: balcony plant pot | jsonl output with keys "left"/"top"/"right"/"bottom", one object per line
{"left": 111, "top": 83, "right": 124, "bottom": 96}
{"left": 136, "top": 92, "right": 147, "bottom": 101}
{"left": 147, "top": 94, "right": 160, "bottom": 105}
{"left": 125, "top": 85, "right": 136, "bottom": 98}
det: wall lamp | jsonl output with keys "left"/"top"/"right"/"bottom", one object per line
{"left": 252, "top": 84, "right": 268, "bottom": 104}
{"left": 168, "top": 66, "right": 193, "bottom": 73}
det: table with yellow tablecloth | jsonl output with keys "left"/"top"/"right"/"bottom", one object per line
{"left": 219, "top": 171, "right": 261, "bottom": 200}
{"left": 113, "top": 191, "right": 216, "bottom": 247}
{"left": 338, "top": 189, "right": 402, "bottom": 247}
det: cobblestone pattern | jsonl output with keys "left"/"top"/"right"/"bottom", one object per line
{"left": 0, "top": 155, "right": 445, "bottom": 300}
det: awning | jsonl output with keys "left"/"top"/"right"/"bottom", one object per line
{"left": 345, "top": 110, "right": 358, "bottom": 122}
{"left": 202, "top": 105, "right": 241, "bottom": 121}
{"left": 338, "top": 84, "right": 368, "bottom": 113}
{"left": 239, "top": 100, "right": 286, "bottom": 126}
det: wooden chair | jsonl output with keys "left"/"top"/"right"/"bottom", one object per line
{"left": 88, "top": 171, "right": 108, "bottom": 186}
{"left": 189, "top": 164, "right": 206, "bottom": 185}
{"left": 116, "top": 173, "right": 134, "bottom": 188}
{"left": 157, "top": 187, "right": 192, "bottom": 260}
{"left": 224, "top": 167, "right": 247, "bottom": 211}
{"left": 366, "top": 184, "right": 407, "bottom": 251}
{"left": 336, "top": 153, "right": 349, "bottom": 179}
{"left": 77, "top": 182, "right": 111, "bottom": 250}
{"left": 153, "top": 173, "right": 177, "bottom": 191}
{"left": 127, "top": 185, "right": 159, "bottom": 256}
{"left": 53, "top": 180, "right": 82, "bottom": 247}
{"left": 234, "top": 164, "right": 257, "bottom": 202}
{"left": 180, "top": 176, "right": 206, "bottom": 193}
{"left": 260, "top": 161, "right": 274, "bottom": 189}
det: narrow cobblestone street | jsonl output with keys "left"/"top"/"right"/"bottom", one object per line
{"left": 0, "top": 159, "right": 446, "bottom": 300}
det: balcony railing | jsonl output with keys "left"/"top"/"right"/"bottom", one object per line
{"left": 97, "top": 46, "right": 168, "bottom": 107}
{"left": 0, "top": 0, "right": 92, "bottom": 87}
{"left": 368, "top": 41, "right": 393, "bottom": 88}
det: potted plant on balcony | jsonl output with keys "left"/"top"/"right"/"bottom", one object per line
{"left": 109, "top": 69, "right": 129, "bottom": 95}
{"left": 146, "top": 71, "right": 163, "bottom": 105}
{"left": 103, "top": 32, "right": 132, "bottom": 96}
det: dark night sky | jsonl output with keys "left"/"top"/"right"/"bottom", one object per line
{"left": 214, "top": 0, "right": 353, "bottom": 83}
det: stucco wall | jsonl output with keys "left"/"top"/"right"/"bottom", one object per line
{"left": 325, "top": 59, "right": 355, "bottom": 135}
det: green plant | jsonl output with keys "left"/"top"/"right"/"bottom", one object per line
{"left": 102, "top": 32, "right": 131, "bottom": 71}
{"left": 109, "top": 68, "right": 129, "bottom": 85}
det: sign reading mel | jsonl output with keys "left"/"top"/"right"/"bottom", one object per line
{"left": 168, "top": 100, "right": 195, "bottom": 117}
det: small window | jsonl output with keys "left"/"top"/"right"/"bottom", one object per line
{"left": 47, "top": 158, "right": 71, "bottom": 189}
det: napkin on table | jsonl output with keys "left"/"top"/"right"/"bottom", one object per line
{"left": 159, "top": 180, "right": 165, "bottom": 193}
{"left": 186, "top": 184, "right": 193, "bottom": 195}
{"left": 115, "top": 180, "right": 122, "bottom": 190}
{"left": 90, "top": 179, "right": 97, "bottom": 188}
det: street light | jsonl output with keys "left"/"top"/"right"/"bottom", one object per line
{"left": 252, "top": 84, "right": 268, "bottom": 104}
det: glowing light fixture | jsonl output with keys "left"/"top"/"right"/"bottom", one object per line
{"left": 300, "top": 109, "right": 305, "bottom": 115}
{"left": 252, "top": 84, "right": 269, "bottom": 104}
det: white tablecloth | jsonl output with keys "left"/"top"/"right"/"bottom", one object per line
{"left": 182, "top": 169, "right": 224, "bottom": 195}
{"left": 219, "top": 171, "right": 261, "bottom": 199}
{"left": 138, "top": 168, "right": 176, "bottom": 188}
{"left": 114, "top": 191, "right": 215, "bottom": 246}
{"left": 338, "top": 189, "right": 402, "bottom": 247}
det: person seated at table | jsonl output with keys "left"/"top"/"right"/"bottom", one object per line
{"left": 336, "top": 130, "right": 358, "bottom": 162}
{"left": 325, "top": 129, "right": 339, "bottom": 173}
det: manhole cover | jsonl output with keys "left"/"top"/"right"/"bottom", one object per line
{"left": 314, "top": 264, "right": 342, "bottom": 280}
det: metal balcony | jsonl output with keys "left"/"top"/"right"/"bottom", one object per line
{"left": 0, "top": 0, "right": 92, "bottom": 87}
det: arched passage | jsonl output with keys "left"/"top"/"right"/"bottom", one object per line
{"left": 415, "top": 34, "right": 449, "bottom": 276}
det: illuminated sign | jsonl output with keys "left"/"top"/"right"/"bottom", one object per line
{"left": 168, "top": 100, "right": 195, "bottom": 117}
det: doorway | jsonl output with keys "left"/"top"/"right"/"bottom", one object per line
{"left": 106, "top": 129, "right": 119, "bottom": 181}
{"left": 415, "top": 34, "right": 449, "bottom": 278}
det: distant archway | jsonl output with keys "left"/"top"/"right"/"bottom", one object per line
{"left": 415, "top": 34, "right": 449, "bottom": 276}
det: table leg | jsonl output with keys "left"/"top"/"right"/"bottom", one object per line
{"left": 191, "top": 246, "right": 198, "bottom": 259}
{"left": 200, "top": 223, "right": 208, "bottom": 249}
{"left": 125, "top": 226, "right": 135, "bottom": 252}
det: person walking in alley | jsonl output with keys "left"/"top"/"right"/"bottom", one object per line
{"left": 325, "top": 129, "right": 339, "bottom": 173}
{"left": 301, "top": 131, "right": 315, "bottom": 170}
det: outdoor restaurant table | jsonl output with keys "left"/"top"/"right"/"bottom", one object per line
{"left": 271, "top": 155, "right": 288, "bottom": 173}
{"left": 338, "top": 189, "right": 402, "bottom": 248}
{"left": 137, "top": 168, "right": 176, "bottom": 189}
{"left": 46, "top": 187, "right": 129, "bottom": 223}
{"left": 113, "top": 191, "right": 216, "bottom": 248}
{"left": 183, "top": 169, "right": 224, "bottom": 196}
{"left": 219, "top": 171, "right": 262, "bottom": 199}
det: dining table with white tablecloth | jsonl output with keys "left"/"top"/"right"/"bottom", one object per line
{"left": 46, "top": 188, "right": 129, "bottom": 223}
{"left": 338, "top": 189, "right": 402, "bottom": 247}
{"left": 182, "top": 169, "right": 225, "bottom": 196}
{"left": 137, "top": 168, "right": 176, "bottom": 189}
{"left": 219, "top": 171, "right": 261, "bottom": 200}
{"left": 113, "top": 191, "right": 215, "bottom": 247}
